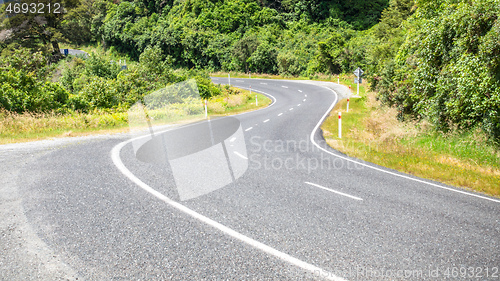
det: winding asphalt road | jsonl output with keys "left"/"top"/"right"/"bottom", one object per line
{"left": 1, "top": 78, "right": 499, "bottom": 280}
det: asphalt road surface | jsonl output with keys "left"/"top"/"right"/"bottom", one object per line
{"left": 1, "top": 78, "right": 498, "bottom": 280}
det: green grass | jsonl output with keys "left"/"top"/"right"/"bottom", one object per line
{"left": 321, "top": 77, "right": 500, "bottom": 197}
{"left": 0, "top": 87, "right": 271, "bottom": 145}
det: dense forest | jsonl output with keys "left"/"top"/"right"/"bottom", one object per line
{"left": 1, "top": 0, "right": 499, "bottom": 142}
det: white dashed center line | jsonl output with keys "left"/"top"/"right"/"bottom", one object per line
{"left": 305, "top": 94, "right": 307, "bottom": 97}
{"left": 297, "top": 104, "right": 301, "bottom": 106}
{"left": 263, "top": 119, "right": 270, "bottom": 123}
{"left": 233, "top": 151, "right": 248, "bottom": 160}
{"left": 298, "top": 90, "right": 302, "bottom": 93}
{"left": 230, "top": 137, "right": 236, "bottom": 142}
{"left": 245, "top": 127, "right": 253, "bottom": 132}
{"left": 303, "top": 99, "right": 306, "bottom": 102}
{"left": 281, "top": 86, "right": 288, "bottom": 88}
{"left": 278, "top": 113, "right": 283, "bottom": 116}
{"left": 289, "top": 108, "right": 294, "bottom": 111}
{"left": 260, "top": 82, "right": 267, "bottom": 85}
{"left": 305, "top": 182, "right": 363, "bottom": 201}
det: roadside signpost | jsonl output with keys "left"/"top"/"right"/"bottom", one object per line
{"left": 353, "top": 67, "right": 363, "bottom": 98}
{"left": 205, "top": 99, "right": 208, "bottom": 119}
{"left": 338, "top": 112, "right": 342, "bottom": 139}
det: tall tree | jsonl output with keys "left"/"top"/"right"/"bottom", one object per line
{"left": 1, "top": 0, "right": 79, "bottom": 59}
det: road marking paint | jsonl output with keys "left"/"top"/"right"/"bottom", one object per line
{"left": 278, "top": 113, "right": 283, "bottom": 116}
{"left": 298, "top": 90, "right": 302, "bottom": 93}
{"left": 245, "top": 127, "right": 253, "bottom": 131}
{"left": 112, "top": 139, "right": 345, "bottom": 281}
{"left": 233, "top": 151, "right": 248, "bottom": 160}
{"left": 305, "top": 182, "right": 363, "bottom": 201}
{"left": 260, "top": 82, "right": 268, "bottom": 85}
{"left": 297, "top": 104, "right": 301, "bottom": 106}
{"left": 231, "top": 86, "right": 276, "bottom": 111}
{"left": 309, "top": 84, "right": 500, "bottom": 204}
{"left": 289, "top": 108, "right": 294, "bottom": 111}
{"left": 230, "top": 137, "right": 236, "bottom": 142}
{"left": 263, "top": 119, "right": 270, "bottom": 123}
{"left": 303, "top": 99, "right": 306, "bottom": 102}
{"left": 281, "top": 85, "right": 288, "bottom": 88}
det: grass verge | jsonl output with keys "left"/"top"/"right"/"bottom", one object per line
{"left": 321, "top": 77, "right": 500, "bottom": 197}
{"left": 0, "top": 87, "right": 271, "bottom": 145}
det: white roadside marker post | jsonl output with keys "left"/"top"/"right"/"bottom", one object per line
{"left": 228, "top": 73, "right": 230, "bottom": 85}
{"left": 337, "top": 75, "right": 340, "bottom": 84}
{"left": 338, "top": 112, "right": 342, "bottom": 139}
{"left": 205, "top": 99, "right": 208, "bottom": 119}
{"left": 251, "top": 85, "right": 257, "bottom": 106}
{"left": 347, "top": 98, "right": 350, "bottom": 112}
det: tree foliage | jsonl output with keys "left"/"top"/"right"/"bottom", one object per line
{"left": 376, "top": 0, "right": 500, "bottom": 141}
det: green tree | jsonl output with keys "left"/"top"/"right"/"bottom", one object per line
{"left": 233, "top": 35, "right": 260, "bottom": 73}
{"left": 1, "top": 0, "right": 80, "bottom": 59}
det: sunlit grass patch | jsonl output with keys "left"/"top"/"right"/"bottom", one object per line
{"left": 322, "top": 79, "right": 500, "bottom": 197}
{"left": 0, "top": 87, "right": 271, "bottom": 144}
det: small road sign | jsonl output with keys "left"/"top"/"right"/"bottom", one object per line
{"left": 354, "top": 68, "right": 364, "bottom": 77}
{"left": 354, "top": 78, "right": 362, "bottom": 84}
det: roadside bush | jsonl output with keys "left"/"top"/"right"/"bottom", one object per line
{"left": 60, "top": 57, "right": 86, "bottom": 94}
{"left": 378, "top": 0, "right": 500, "bottom": 142}
{"left": 0, "top": 68, "right": 69, "bottom": 113}
{"left": 85, "top": 54, "right": 121, "bottom": 79}
{"left": 78, "top": 76, "right": 119, "bottom": 109}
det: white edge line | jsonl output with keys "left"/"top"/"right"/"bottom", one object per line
{"left": 245, "top": 127, "right": 253, "bottom": 131}
{"left": 305, "top": 182, "right": 363, "bottom": 201}
{"left": 230, "top": 137, "right": 236, "bottom": 142}
{"left": 308, "top": 84, "right": 500, "bottom": 204}
{"left": 233, "top": 151, "right": 248, "bottom": 160}
{"left": 233, "top": 86, "right": 277, "bottom": 112}
{"left": 111, "top": 139, "right": 345, "bottom": 281}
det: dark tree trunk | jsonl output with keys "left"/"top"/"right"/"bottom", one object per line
{"left": 49, "top": 40, "right": 63, "bottom": 63}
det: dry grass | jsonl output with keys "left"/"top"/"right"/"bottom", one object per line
{"left": 227, "top": 93, "right": 250, "bottom": 107}
{"left": 207, "top": 102, "right": 226, "bottom": 114}
{"left": 0, "top": 109, "right": 129, "bottom": 144}
{"left": 0, "top": 87, "right": 272, "bottom": 144}
{"left": 322, "top": 78, "right": 500, "bottom": 197}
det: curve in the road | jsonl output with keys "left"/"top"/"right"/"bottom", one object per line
{"left": 111, "top": 87, "right": 345, "bottom": 281}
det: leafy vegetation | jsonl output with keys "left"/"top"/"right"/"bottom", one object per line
{"left": 1, "top": 0, "right": 499, "bottom": 146}
{"left": 321, "top": 79, "right": 500, "bottom": 197}
{"left": 373, "top": 0, "right": 500, "bottom": 143}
